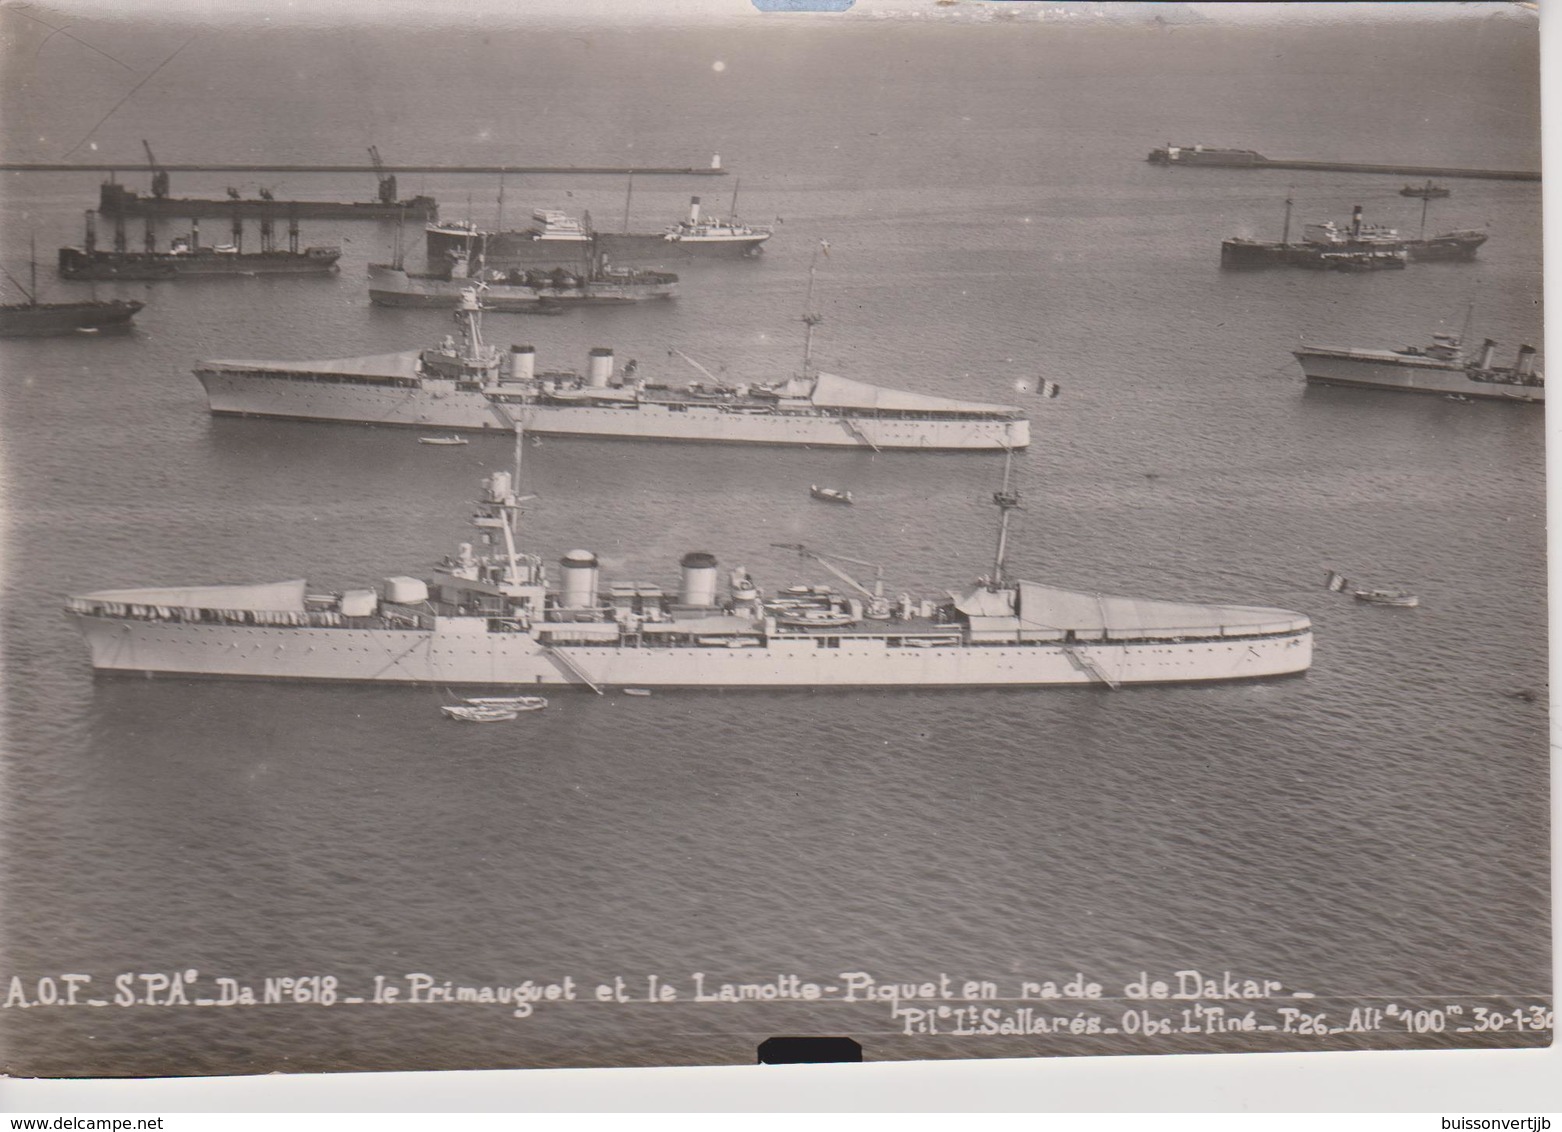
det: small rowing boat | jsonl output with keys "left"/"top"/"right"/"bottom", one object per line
{"left": 1353, "top": 589, "right": 1419, "bottom": 608}
{"left": 442, "top": 704, "right": 520, "bottom": 721}
{"left": 809, "top": 484, "right": 853, "bottom": 505}
{"left": 462, "top": 695, "right": 548, "bottom": 711}
{"left": 419, "top": 435, "right": 470, "bottom": 446}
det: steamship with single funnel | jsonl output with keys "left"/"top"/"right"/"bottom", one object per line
{"left": 64, "top": 452, "right": 1313, "bottom": 689}
{"left": 426, "top": 197, "right": 771, "bottom": 265}
{"left": 1295, "top": 328, "right": 1543, "bottom": 403}
{"left": 197, "top": 285, "right": 1030, "bottom": 450}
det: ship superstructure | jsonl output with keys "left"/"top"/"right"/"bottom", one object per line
{"left": 197, "top": 287, "right": 1031, "bottom": 450}
{"left": 1295, "top": 327, "right": 1543, "bottom": 403}
{"left": 65, "top": 449, "right": 1313, "bottom": 689}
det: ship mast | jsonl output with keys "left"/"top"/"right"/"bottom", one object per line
{"left": 1281, "top": 191, "right": 1293, "bottom": 246}
{"left": 623, "top": 173, "right": 633, "bottom": 234}
{"left": 800, "top": 240, "right": 826, "bottom": 378}
{"left": 989, "top": 447, "right": 1021, "bottom": 589}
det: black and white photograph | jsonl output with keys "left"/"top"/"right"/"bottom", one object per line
{"left": 0, "top": 0, "right": 1550, "bottom": 1102}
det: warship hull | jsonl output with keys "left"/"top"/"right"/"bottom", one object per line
{"left": 65, "top": 610, "right": 1311, "bottom": 688}
{"left": 367, "top": 263, "right": 677, "bottom": 308}
{"left": 196, "top": 368, "right": 1031, "bottom": 449}
{"left": 1295, "top": 348, "right": 1544, "bottom": 402}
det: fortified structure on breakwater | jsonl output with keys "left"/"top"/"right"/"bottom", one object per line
{"left": 98, "top": 181, "right": 439, "bottom": 222}
{"left": 1147, "top": 143, "right": 1539, "bottom": 183}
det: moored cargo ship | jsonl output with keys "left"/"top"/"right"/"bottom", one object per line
{"left": 427, "top": 197, "right": 771, "bottom": 265}
{"left": 64, "top": 456, "right": 1313, "bottom": 689}
{"left": 197, "top": 287, "right": 1029, "bottom": 450}
{"left": 1221, "top": 202, "right": 1483, "bottom": 270}
{"left": 1, "top": 238, "right": 144, "bottom": 336}
{"left": 58, "top": 212, "right": 340, "bottom": 281}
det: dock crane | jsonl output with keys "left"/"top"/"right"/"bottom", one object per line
{"left": 771, "top": 543, "right": 892, "bottom": 619}
{"left": 367, "top": 146, "right": 397, "bottom": 205}
{"left": 142, "top": 139, "right": 169, "bottom": 198}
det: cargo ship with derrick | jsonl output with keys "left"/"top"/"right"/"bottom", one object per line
{"left": 198, "top": 276, "right": 1030, "bottom": 450}
{"left": 1294, "top": 325, "right": 1543, "bottom": 403}
{"left": 1221, "top": 202, "right": 1485, "bottom": 271}
{"left": 63, "top": 450, "right": 1314, "bottom": 689}
{"left": 95, "top": 144, "right": 438, "bottom": 221}
{"left": 58, "top": 212, "right": 340, "bottom": 281}
{"left": 427, "top": 195, "right": 772, "bottom": 265}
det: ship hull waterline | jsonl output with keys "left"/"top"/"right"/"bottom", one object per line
{"left": 1296, "top": 351, "right": 1543, "bottom": 402}
{"left": 196, "top": 372, "right": 1032, "bottom": 450}
{"left": 67, "top": 614, "right": 1312, "bottom": 688}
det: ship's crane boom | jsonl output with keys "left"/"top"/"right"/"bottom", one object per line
{"left": 368, "top": 145, "right": 397, "bottom": 205}
{"left": 771, "top": 542, "right": 890, "bottom": 617}
{"left": 142, "top": 139, "right": 169, "bottom": 198}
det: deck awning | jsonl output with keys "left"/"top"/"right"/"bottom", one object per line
{"left": 809, "top": 372, "right": 1018, "bottom": 415}
{"left": 198, "top": 350, "right": 423, "bottom": 377}
{"left": 74, "top": 580, "right": 308, "bottom": 612}
{"left": 1013, "top": 581, "right": 1310, "bottom": 636}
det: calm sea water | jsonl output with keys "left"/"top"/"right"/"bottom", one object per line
{"left": 0, "top": 6, "right": 1548, "bottom": 1076}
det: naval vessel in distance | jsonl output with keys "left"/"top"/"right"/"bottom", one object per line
{"left": 64, "top": 450, "right": 1314, "bottom": 689}
{"left": 367, "top": 246, "right": 678, "bottom": 309}
{"left": 198, "top": 282, "right": 1030, "bottom": 451}
{"left": 1295, "top": 328, "right": 1543, "bottom": 403}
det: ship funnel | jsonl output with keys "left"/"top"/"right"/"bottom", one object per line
{"left": 1477, "top": 339, "right": 1498, "bottom": 369}
{"left": 559, "top": 550, "right": 599, "bottom": 610}
{"left": 1350, "top": 206, "right": 1362, "bottom": 240}
{"left": 486, "top": 470, "right": 513, "bottom": 502}
{"left": 688, "top": 196, "right": 702, "bottom": 224}
{"left": 509, "top": 345, "right": 536, "bottom": 381}
{"left": 711, "top": 153, "right": 722, "bottom": 170}
{"left": 83, "top": 210, "right": 97, "bottom": 253}
{"left": 679, "top": 551, "right": 719, "bottom": 607}
{"left": 587, "top": 347, "right": 615, "bottom": 388}
{"left": 1515, "top": 344, "right": 1537, "bottom": 377}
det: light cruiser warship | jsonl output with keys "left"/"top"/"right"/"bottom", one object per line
{"left": 197, "top": 286, "right": 1030, "bottom": 450}
{"left": 1294, "top": 328, "right": 1543, "bottom": 403}
{"left": 64, "top": 448, "right": 1313, "bottom": 689}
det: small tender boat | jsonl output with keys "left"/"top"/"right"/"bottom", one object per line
{"left": 419, "top": 435, "right": 470, "bottom": 446}
{"left": 810, "top": 484, "right": 853, "bottom": 505}
{"left": 623, "top": 688, "right": 653, "bottom": 697}
{"left": 462, "top": 695, "right": 548, "bottom": 711}
{"left": 1353, "top": 589, "right": 1419, "bottom": 608}
{"left": 777, "top": 609, "right": 858, "bottom": 628}
{"left": 442, "top": 704, "right": 520, "bottom": 721}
